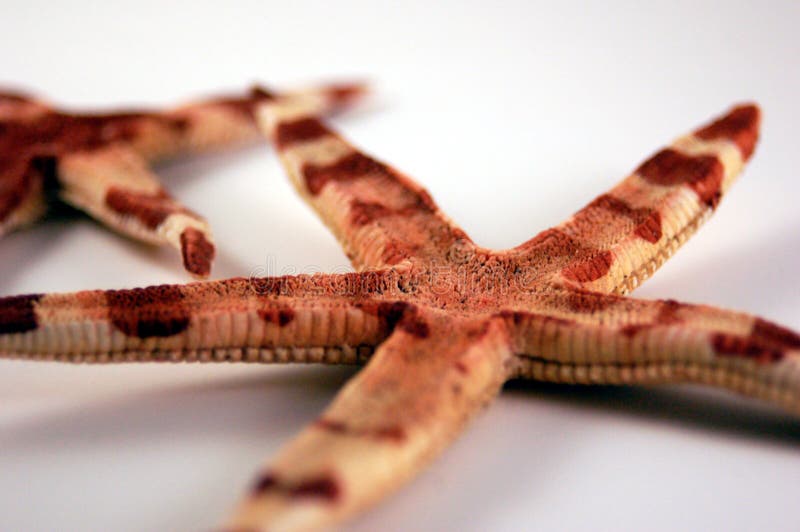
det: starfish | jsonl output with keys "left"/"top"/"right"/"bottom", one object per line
{"left": 1, "top": 97, "right": 799, "bottom": 532}
{"left": 0, "top": 82, "right": 364, "bottom": 278}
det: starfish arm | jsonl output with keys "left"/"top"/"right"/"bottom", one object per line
{"left": 0, "top": 89, "right": 51, "bottom": 120}
{"left": 0, "top": 159, "right": 48, "bottom": 236}
{"left": 257, "top": 102, "right": 470, "bottom": 270}
{"left": 135, "top": 83, "right": 368, "bottom": 163}
{"left": 0, "top": 83, "right": 366, "bottom": 276}
{"left": 56, "top": 144, "right": 217, "bottom": 277}
{"left": 503, "top": 291, "right": 800, "bottom": 413}
{"left": 225, "top": 314, "right": 511, "bottom": 531}
{"left": 0, "top": 271, "right": 408, "bottom": 364}
{"left": 511, "top": 103, "right": 761, "bottom": 295}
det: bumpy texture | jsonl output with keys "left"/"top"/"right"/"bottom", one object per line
{"left": 0, "top": 83, "right": 365, "bottom": 277}
{"left": 1, "top": 99, "right": 798, "bottom": 531}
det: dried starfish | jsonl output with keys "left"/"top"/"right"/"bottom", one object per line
{"left": 0, "top": 83, "right": 364, "bottom": 277}
{"left": 1, "top": 98, "right": 799, "bottom": 532}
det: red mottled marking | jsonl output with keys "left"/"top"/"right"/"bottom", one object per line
{"left": 105, "top": 187, "right": 190, "bottom": 229}
{"left": 711, "top": 334, "right": 783, "bottom": 364}
{"left": 711, "top": 317, "right": 799, "bottom": 364}
{"left": 519, "top": 228, "right": 600, "bottom": 281}
{"left": 588, "top": 194, "right": 663, "bottom": 244}
{"left": 315, "top": 419, "right": 348, "bottom": 434}
{"left": 377, "top": 301, "right": 429, "bottom": 338}
{"left": 561, "top": 250, "right": 614, "bottom": 283}
{"left": 0, "top": 91, "right": 31, "bottom": 103}
{"left": 251, "top": 474, "right": 279, "bottom": 494}
{"left": 0, "top": 293, "right": 42, "bottom": 334}
{"left": 214, "top": 85, "right": 275, "bottom": 121}
{"left": 380, "top": 240, "right": 412, "bottom": 265}
{"left": 500, "top": 310, "right": 526, "bottom": 326}
{"left": 327, "top": 84, "right": 366, "bottom": 107}
{"left": 455, "top": 361, "right": 469, "bottom": 374}
{"left": 356, "top": 301, "right": 428, "bottom": 338}
{"left": 9, "top": 112, "right": 180, "bottom": 154}
{"left": 375, "top": 301, "right": 408, "bottom": 332}
{"left": 695, "top": 104, "right": 760, "bottom": 160}
{"left": 258, "top": 306, "right": 296, "bottom": 327}
{"left": 292, "top": 477, "right": 341, "bottom": 501}
{"left": 410, "top": 187, "right": 437, "bottom": 212}
{"left": 180, "top": 228, "right": 215, "bottom": 277}
{"left": 349, "top": 192, "right": 436, "bottom": 227}
{"left": 302, "top": 152, "right": 390, "bottom": 196}
{"left": 634, "top": 211, "right": 662, "bottom": 243}
{"left": 100, "top": 111, "right": 188, "bottom": 136}
{"left": 106, "top": 284, "right": 190, "bottom": 338}
{"left": 563, "top": 289, "right": 621, "bottom": 314}
{"left": 621, "top": 299, "right": 683, "bottom": 337}
{"left": 398, "top": 312, "right": 430, "bottom": 339}
{"left": 374, "top": 426, "right": 406, "bottom": 441}
{"left": 316, "top": 418, "right": 406, "bottom": 442}
{"left": 349, "top": 200, "right": 393, "bottom": 226}
{"left": 1, "top": 110, "right": 184, "bottom": 163}
{"left": 498, "top": 310, "right": 574, "bottom": 328}
{"left": 274, "top": 117, "right": 331, "bottom": 151}
{"left": 752, "top": 318, "right": 800, "bottom": 350}
{"left": 251, "top": 473, "right": 341, "bottom": 503}
{"left": 637, "top": 149, "right": 725, "bottom": 208}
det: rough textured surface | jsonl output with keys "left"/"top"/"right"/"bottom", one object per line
{"left": 0, "top": 83, "right": 365, "bottom": 277}
{"left": 1, "top": 101, "right": 798, "bottom": 532}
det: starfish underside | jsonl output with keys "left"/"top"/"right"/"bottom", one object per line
{"left": 1, "top": 95, "right": 799, "bottom": 531}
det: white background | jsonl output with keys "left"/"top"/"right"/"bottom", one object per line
{"left": 1, "top": 1, "right": 799, "bottom": 530}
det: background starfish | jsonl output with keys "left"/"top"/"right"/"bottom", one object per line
{"left": 0, "top": 83, "right": 364, "bottom": 278}
{"left": 1, "top": 97, "right": 798, "bottom": 531}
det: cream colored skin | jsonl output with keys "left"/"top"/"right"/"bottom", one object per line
{"left": 0, "top": 100, "right": 798, "bottom": 531}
